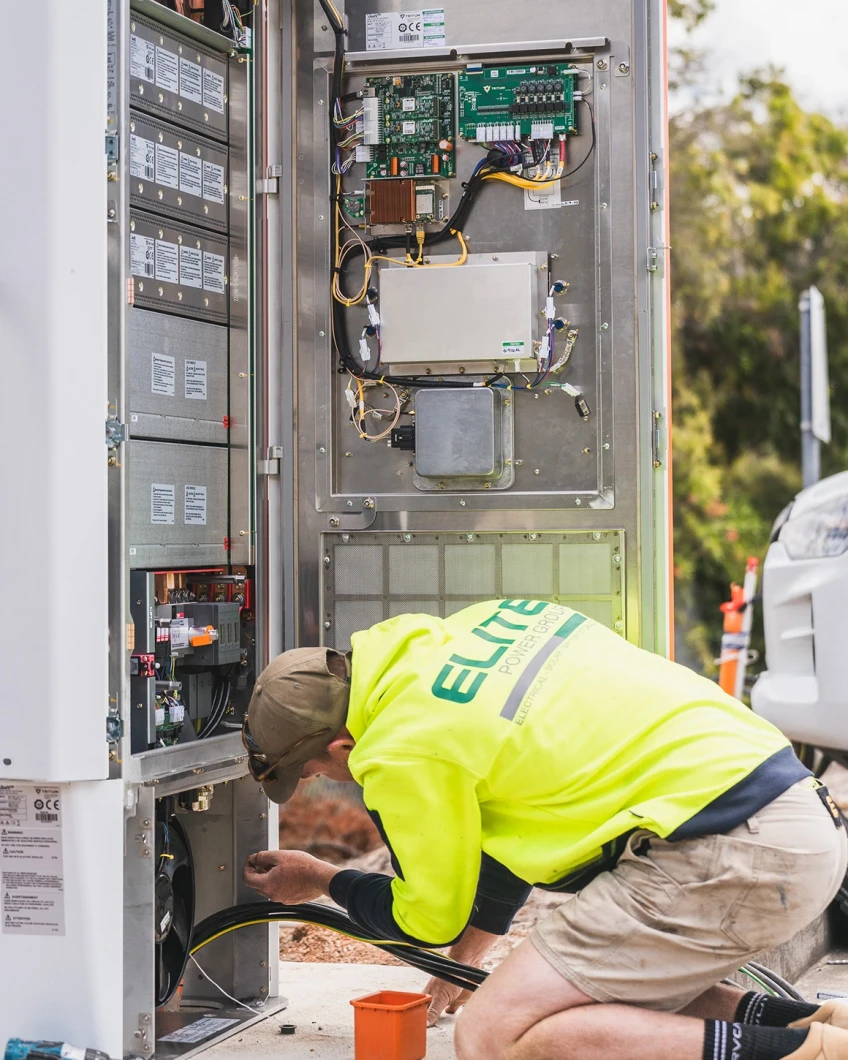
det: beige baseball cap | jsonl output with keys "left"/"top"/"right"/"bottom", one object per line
{"left": 243, "top": 647, "right": 351, "bottom": 804}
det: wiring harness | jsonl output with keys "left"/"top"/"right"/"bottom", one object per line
{"left": 191, "top": 901, "right": 805, "bottom": 1000}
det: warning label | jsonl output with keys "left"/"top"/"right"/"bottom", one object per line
{"left": 151, "top": 483, "right": 176, "bottom": 525}
{"left": 1, "top": 784, "right": 65, "bottom": 936}
{"left": 184, "top": 484, "right": 207, "bottom": 525}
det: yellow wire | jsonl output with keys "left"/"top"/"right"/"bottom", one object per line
{"left": 482, "top": 172, "right": 562, "bottom": 191}
{"left": 189, "top": 917, "right": 453, "bottom": 958}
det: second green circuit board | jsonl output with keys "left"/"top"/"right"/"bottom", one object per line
{"left": 362, "top": 72, "right": 456, "bottom": 179}
{"left": 458, "top": 63, "right": 579, "bottom": 142}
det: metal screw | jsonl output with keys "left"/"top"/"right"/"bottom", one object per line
{"left": 582, "top": 448, "right": 591, "bottom": 455}
{"left": 324, "top": 621, "right": 331, "bottom": 630}
{"left": 600, "top": 322, "right": 609, "bottom": 330}
{"left": 344, "top": 451, "right": 353, "bottom": 457}
{"left": 142, "top": 1015, "right": 151, "bottom": 1024}
{"left": 459, "top": 499, "right": 466, "bottom": 506}
{"left": 529, "top": 533, "right": 538, "bottom": 541}
{"left": 342, "top": 534, "right": 350, "bottom": 542}
{"left": 618, "top": 62, "right": 630, "bottom": 74}
{"left": 614, "top": 620, "right": 623, "bottom": 630}
{"left": 318, "top": 330, "right": 325, "bottom": 337}
{"left": 484, "top": 482, "right": 491, "bottom": 489}
{"left": 515, "top": 459, "right": 523, "bottom": 466}
{"left": 346, "top": 500, "right": 353, "bottom": 508}
{"left": 466, "top": 534, "right": 474, "bottom": 542}
{"left": 323, "top": 556, "right": 331, "bottom": 566}
{"left": 650, "top": 201, "right": 659, "bottom": 211}
{"left": 597, "top": 59, "right": 607, "bottom": 70}
{"left": 363, "top": 497, "right": 375, "bottom": 509}
{"left": 600, "top": 202, "right": 608, "bottom": 209}
{"left": 438, "top": 482, "right": 446, "bottom": 490}
{"left": 142, "top": 848, "right": 151, "bottom": 856}
{"left": 318, "top": 214, "right": 325, "bottom": 221}
{"left": 321, "top": 23, "right": 328, "bottom": 30}
{"left": 601, "top": 83, "right": 607, "bottom": 90}
{"left": 218, "top": 864, "right": 226, "bottom": 872}
{"left": 403, "top": 533, "right": 412, "bottom": 542}
{"left": 534, "top": 469, "right": 540, "bottom": 475}
{"left": 329, "top": 517, "right": 340, "bottom": 527}
{"left": 603, "top": 442, "right": 610, "bottom": 449}
{"left": 142, "top": 820, "right": 151, "bottom": 827}
{"left": 614, "top": 554, "right": 622, "bottom": 564}
{"left": 575, "top": 498, "right": 582, "bottom": 505}
{"left": 318, "top": 99, "right": 324, "bottom": 105}
{"left": 318, "top": 446, "right": 326, "bottom": 454}
{"left": 504, "top": 398, "right": 511, "bottom": 406}
{"left": 593, "top": 532, "right": 601, "bottom": 541}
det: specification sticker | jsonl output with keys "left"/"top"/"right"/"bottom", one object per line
{"left": 130, "top": 233, "right": 155, "bottom": 278}
{"left": 155, "top": 143, "right": 179, "bottom": 189}
{"left": 130, "top": 134, "right": 155, "bottom": 180}
{"left": 1, "top": 784, "right": 65, "bottom": 936}
{"left": 180, "top": 57, "right": 203, "bottom": 103}
{"left": 130, "top": 34, "right": 155, "bottom": 82}
{"left": 202, "top": 161, "right": 225, "bottom": 204}
{"left": 156, "top": 46, "right": 179, "bottom": 92}
{"left": 155, "top": 239, "right": 179, "bottom": 283}
{"left": 152, "top": 352, "right": 176, "bottom": 396}
{"left": 184, "top": 484, "right": 207, "bottom": 526}
{"left": 203, "top": 252, "right": 225, "bottom": 294}
{"left": 151, "top": 483, "right": 176, "bottom": 525}
{"left": 185, "top": 359, "right": 207, "bottom": 399}
{"left": 180, "top": 153, "right": 202, "bottom": 196}
{"left": 180, "top": 246, "right": 203, "bottom": 288}
{"left": 160, "top": 1018, "right": 240, "bottom": 1044}
{"left": 202, "top": 68, "right": 225, "bottom": 113}
{"left": 365, "top": 8, "right": 445, "bottom": 50}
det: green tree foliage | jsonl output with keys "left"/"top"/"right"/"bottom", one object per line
{"left": 669, "top": 68, "right": 848, "bottom": 668}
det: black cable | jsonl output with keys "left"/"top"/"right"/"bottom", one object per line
{"left": 561, "top": 98, "right": 595, "bottom": 181}
{"left": 747, "top": 961, "right": 803, "bottom": 1001}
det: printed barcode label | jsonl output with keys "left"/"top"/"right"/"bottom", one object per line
{"left": 35, "top": 812, "right": 58, "bottom": 823}
{"left": 130, "top": 134, "right": 155, "bottom": 181}
{"left": 130, "top": 233, "right": 155, "bottom": 278}
{"left": 130, "top": 34, "right": 155, "bottom": 83}
{"left": 399, "top": 33, "right": 419, "bottom": 42}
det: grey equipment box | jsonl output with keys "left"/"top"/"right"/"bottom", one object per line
{"left": 129, "top": 309, "right": 228, "bottom": 444}
{"left": 129, "top": 440, "right": 228, "bottom": 568}
{"left": 129, "top": 111, "right": 229, "bottom": 233}
{"left": 129, "top": 12, "right": 228, "bottom": 143}
{"left": 129, "top": 211, "right": 228, "bottom": 324}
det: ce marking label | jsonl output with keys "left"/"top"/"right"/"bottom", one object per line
{"left": 34, "top": 797, "right": 60, "bottom": 812}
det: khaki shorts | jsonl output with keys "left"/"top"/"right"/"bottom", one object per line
{"left": 531, "top": 780, "right": 848, "bottom": 1012}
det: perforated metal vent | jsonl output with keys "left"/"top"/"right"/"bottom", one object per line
{"left": 321, "top": 531, "right": 625, "bottom": 650}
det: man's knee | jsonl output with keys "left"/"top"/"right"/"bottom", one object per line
{"left": 455, "top": 1003, "right": 514, "bottom": 1060}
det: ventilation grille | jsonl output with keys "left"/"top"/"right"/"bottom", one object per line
{"left": 321, "top": 531, "right": 625, "bottom": 650}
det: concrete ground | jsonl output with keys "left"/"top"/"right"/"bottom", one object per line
{"left": 205, "top": 961, "right": 458, "bottom": 1059}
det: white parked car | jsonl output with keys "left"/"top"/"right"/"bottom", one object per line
{"left": 752, "top": 470, "right": 848, "bottom": 758}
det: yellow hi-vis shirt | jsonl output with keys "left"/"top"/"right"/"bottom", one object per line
{"left": 337, "top": 600, "right": 802, "bottom": 946}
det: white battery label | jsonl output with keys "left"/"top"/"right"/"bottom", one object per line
{"left": 185, "top": 359, "right": 207, "bottom": 400}
{"left": 179, "top": 57, "right": 203, "bottom": 104}
{"left": 180, "top": 153, "right": 202, "bottom": 196}
{"left": 184, "top": 484, "right": 207, "bottom": 525}
{"left": 155, "top": 240, "right": 179, "bottom": 283}
{"left": 130, "top": 233, "right": 155, "bottom": 278}
{"left": 179, "top": 246, "right": 203, "bottom": 288}
{"left": 130, "top": 34, "right": 155, "bottom": 82}
{"left": 402, "top": 121, "right": 416, "bottom": 135}
{"left": 402, "top": 97, "right": 416, "bottom": 112}
{"left": 152, "top": 352, "right": 176, "bottom": 396}
{"left": 155, "top": 46, "right": 179, "bottom": 92}
{"left": 151, "top": 483, "right": 175, "bottom": 525}
{"left": 1, "top": 784, "right": 65, "bottom": 937}
{"left": 170, "top": 617, "right": 190, "bottom": 649}
{"left": 202, "top": 252, "right": 225, "bottom": 293}
{"left": 202, "top": 161, "right": 225, "bottom": 204}
{"left": 130, "top": 134, "right": 155, "bottom": 180}
{"left": 202, "top": 68, "right": 225, "bottom": 113}
{"left": 155, "top": 143, "right": 179, "bottom": 189}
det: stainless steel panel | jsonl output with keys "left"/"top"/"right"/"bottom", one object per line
{"left": 129, "top": 309, "right": 228, "bottom": 443}
{"left": 322, "top": 530, "right": 626, "bottom": 648}
{"left": 378, "top": 252, "right": 543, "bottom": 367}
{"left": 128, "top": 440, "right": 228, "bottom": 567}
{"left": 129, "top": 111, "right": 229, "bottom": 232}
{"left": 130, "top": 211, "right": 228, "bottom": 323}
{"left": 415, "top": 388, "right": 496, "bottom": 476}
{"left": 128, "top": 11, "right": 228, "bottom": 143}
{"left": 292, "top": 0, "right": 669, "bottom": 653}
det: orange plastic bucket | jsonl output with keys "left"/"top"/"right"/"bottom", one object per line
{"left": 350, "top": 990, "right": 432, "bottom": 1060}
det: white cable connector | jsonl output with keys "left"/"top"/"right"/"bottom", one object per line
{"left": 545, "top": 295, "right": 556, "bottom": 320}
{"left": 538, "top": 333, "right": 551, "bottom": 365}
{"left": 367, "top": 303, "right": 381, "bottom": 327}
{"left": 561, "top": 382, "right": 580, "bottom": 397}
{"left": 345, "top": 388, "right": 356, "bottom": 410}
{"left": 359, "top": 335, "right": 372, "bottom": 364}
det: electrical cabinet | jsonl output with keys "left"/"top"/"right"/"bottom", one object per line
{"left": 0, "top": 0, "right": 670, "bottom": 1055}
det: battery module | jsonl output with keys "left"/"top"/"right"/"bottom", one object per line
{"left": 458, "top": 63, "right": 578, "bottom": 142}
{"left": 362, "top": 72, "right": 455, "bottom": 179}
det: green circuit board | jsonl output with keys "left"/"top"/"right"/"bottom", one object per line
{"left": 363, "top": 72, "right": 456, "bottom": 179}
{"left": 458, "top": 63, "right": 578, "bottom": 142}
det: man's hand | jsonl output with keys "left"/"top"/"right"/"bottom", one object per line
{"left": 242, "top": 850, "right": 337, "bottom": 905}
{"left": 424, "top": 925, "right": 497, "bottom": 1026}
{"left": 424, "top": 979, "right": 472, "bottom": 1027}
